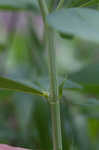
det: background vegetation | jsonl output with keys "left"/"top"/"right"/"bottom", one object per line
{"left": 0, "top": 0, "right": 99, "bottom": 150}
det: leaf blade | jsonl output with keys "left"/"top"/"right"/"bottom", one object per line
{"left": 0, "top": 76, "right": 48, "bottom": 97}
{"left": 68, "top": 63, "right": 99, "bottom": 95}
{"left": 47, "top": 8, "right": 99, "bottom": 42}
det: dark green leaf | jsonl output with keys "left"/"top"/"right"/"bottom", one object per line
{"left": 47, "top": 8, "right": 99, "bottom": 42}
{"left": 0, "top": 0, "right": 37, "bottom": 10}
{"left": 0, "top": 90, "right": 13, "bottom": 100}
{"left": 63, "top": 80, "right": 82, "bottom": 89}
{"left": 70, "top": 0, "right": 99, "bottom": 7}
{"left": 0, "top": 76, "right": 48, "bottom": 97}
{"left": 69, "top": 64, "right": 99, "bottom": 95}
{"left": 60, "top": 33, "right": 74, "bottom": 40}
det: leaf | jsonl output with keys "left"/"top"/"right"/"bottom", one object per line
{"left": 70, "top": 0, "right": 87, "bottom": 6}
{"left": 35, "top": 77, "right": 82, "bottom": 95}
{"left": 0, "top": 76, "right": 48, "bottom": 97}
{"left": 63, "top": 92, "right": 99, "bottom": 119}
{"left": 63, "top": 80, "right": 82, "bottom": 89}
{"left": 0, "top": 90, "right": 13, "bottom": 100}
{"left": 70, "top": 92, "right": 99, "bottom": 106}
{"left": 47, "top": 8, "right": 99, "bottom": 42}
{"left": 60, "top": 33, "right": 74, "bottom": 40}
{"left": 0, "top": 0, "right": 38, "bottom": 10}
{"left": 59, "top": 79, "right": 83, "bottom": 98}
{"left": 79, "top": 0, "right": 99, "bottom": 7}
{"left": 58, "top": 79, "right": 66, "bottom": 99}
{"left": 69, "top": 63, "right": 99, "bottom": 95}
{"left": 13, "top": 93, "right": 35, "bottom": 130}
{"left": 70, "top": 0, "right": 99, "bottom": 7}
{"left": 80, "top": 98, "right": 99, "bottom": 107}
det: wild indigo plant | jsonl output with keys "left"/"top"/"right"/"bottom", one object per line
{"left": 1, "top": 0, "right": 99, "bottom": 150}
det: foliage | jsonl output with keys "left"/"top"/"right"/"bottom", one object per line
{"left": 0, "top": 0, "right": 99, "bottom": 150}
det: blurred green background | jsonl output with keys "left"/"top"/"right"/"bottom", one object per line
{"left": 0, "top": 0, "right": 99, "bottom": 150}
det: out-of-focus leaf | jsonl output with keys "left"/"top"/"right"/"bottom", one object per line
{"left": 63, "top": 80, "right": 82, "bottom": 89}
{"left": 0, "top": 76, "right": 48, "bottom": 97}
{"left": 79, "top": 0, "right": 99, "bottom": 7}
{"left": 47, "top": 8, "right": 99, "bottom": 42}
{"left": 0, "top": 90, "right": 12, "bottom": 100}
{"left": 65, "top": 91, "right": 99, "bottom": 106}
{"left": 0, "top": 44, "right": 6, "bottom": 51}
{"left": 34, "top": 77, "right": 82, "bottom": 95}
{"left": 64, "top": 91, "right": 99, "bottom": 120}
{"left": 34, "top": 98, "right": 51, "bottom": 150}
{"left": 13, "top": 93, "right": 34, "bottom": 131}
{"left": 70, "top": 0, "right": 99, "bottom": 7}
{"left": 69, "top": 64, "right": 99, "bottom": 95}
{"left": 69, "top": 63, "right": 99, "bottom": 84}
{"left": 60, "top": 33, "right": 74, "bottom": 40}
{"left": 63, "top": 98, "right": 92, "bottom": 150}
{"left": 0, "top": 0, "right": 38, "bottom": 10}
{"left": 77, "top": 98, "right": 99, "bottom": 107}
{"left": 74, "top": 38, "right": 97, "bottom": 61}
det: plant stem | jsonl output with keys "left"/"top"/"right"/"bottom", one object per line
{"left": 47, "top": 28, "right": 62, "bottom": 150}
{"left": 56, "top": 0, "right": 64, "bottom": 10}
{"left": 38, "top": 0, "right": 48, "bottom": 23}
{"left": 37, "top": 1, "right": 62, "bottom": 150}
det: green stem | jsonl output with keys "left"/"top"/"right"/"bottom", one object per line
{"left": 47, "top": 28, "right": 62, "bottom": 150}
{"left": 38, "top": 0, "right": 48, "bottom": 23}
{"left": 37, "top": 1, "right": 62, "bottom": 150}
{"left": 56, "top": 0, "right": 64, "bottom": 10}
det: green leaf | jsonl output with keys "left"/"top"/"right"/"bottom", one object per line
{"left": 0, "top": 76, "right": 48, "bottom": 97}
{"left": 66, "top": 92, "right": 99, "bottom": 106}
{"left": 79, "top": 0, "right": 99, "bottom": 7}
{"left": 0, "top": 0, "right": 38, "bottom": 10}
{"left": 47, "top": 8, "right": 99, "bottom": 42}
{"left": 80, "top": 98, "right": 99, "bottom": 107}
{"left": 70, "top": 0, "right": 87, "bottom": 6}
{"left": 58, "top": 79, "right": 66, "bottom": 99}
{"left": 59, "top": 79, "right": 83, "bottom": 98}
{"left": 58, "top": 79, "right": 82, "bottom": 99}
{"left": 0, "top": 90, "right": 13, "bottom": 100}
{"left": 35, "top": 77, "right": 82, "bottom": 95}
{"left": 70, "top": 0, "right": 99, "bottom": 7}
{"left": 69, "top": 64, "right": 99, "bottom": 95}
{"left": 60, "top": 33, "right": 74, "bottom": 40}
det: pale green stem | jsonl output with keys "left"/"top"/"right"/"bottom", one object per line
{"left": 56, "top": 0, "right": 64, "bottom": 10}
{"left": 37, "top": 1, "right": 63, "bottom": 150}
{"left": 47, "top": 28, "right": 62, "bottom": 150}
{"left": 38, "top": 0, "right": 48, "bottom": 23}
